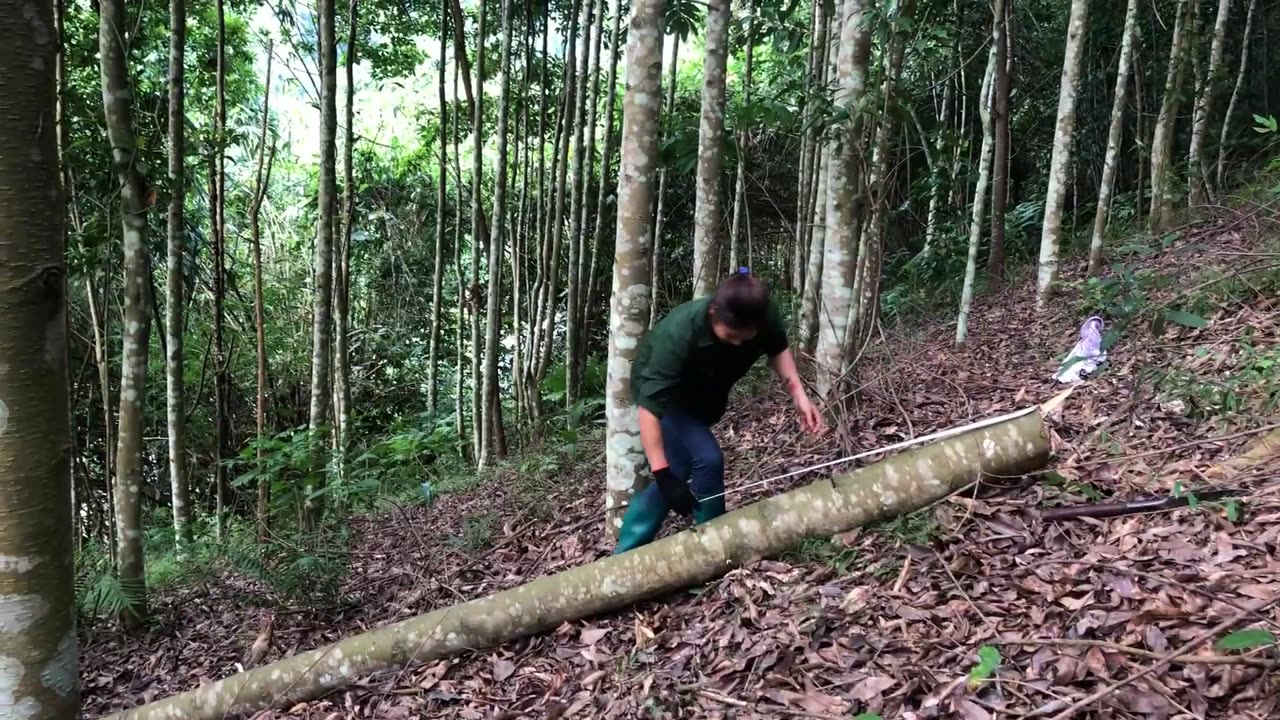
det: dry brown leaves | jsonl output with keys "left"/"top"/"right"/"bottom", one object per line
{"left": 83, "top": 205, "right": 1280, "bottom": 718}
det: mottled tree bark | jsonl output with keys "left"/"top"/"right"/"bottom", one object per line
{"left": 799, "top": 150, "right": 829, "bottom": 353}
{"left": 166, "top": 0, "right": 192, "bottom": 550}
{"left": 1035, "top": 0, "right": 1089, "bottom": 309}
{"left": 109, "top": 409, "right": 1051, "bottom": 720}
{"left": 690, "top": 0, "right": 730, "bottom": 299}
{"left": 306, "top": 0, "right": 338, "bottom": 528}
{"left": 814, "top": 0, "right": 872, "bottom": 400}
{"left": 1087, "top": 0, "right": 1138, "bottom": 276}
{"left": 604, "top": 0, "right": 665, "bottom": 537}
{"left": 584, "top": 0, "right": 626, "bottom": 342}
{"left": 1216, "top": 0, "right": 1257, "bottom": 190}
{"left": 429, "top": 1, "right": 448, "bottom": 414}
{"left": 1149, "top": 0, "right": 1191, "bottom": 234}
{"left": 1187, "top": 0, "right": 1232, "bottom": 205}
{"left": 480, "top": 0, "right": 514, "bottom": 468}
{"left": 792, "top": 0, "right": 825, "bottom": 295}
{"left": 0, "top": 2, "right": 78, "bottom": 713}
{"left": 955, "top": 36, "right": 997, "bottom": 348}
{"left": 101, "top": 0, "right": 153, "bottom": 624}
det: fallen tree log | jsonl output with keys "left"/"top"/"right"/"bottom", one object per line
{"left": 107, "top": 406, "right": 1051, "bottom": 720}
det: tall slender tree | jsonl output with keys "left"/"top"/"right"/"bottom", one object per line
{"left": 480, "top": 0, "right": 515, "bottom": 467}
{"left": 814, "top": 0, "right": 873, "bottom": 399}
{"left": 1216, "top": 0, "right": 1257, "bottom": 189}
{"left": 0, "top": 2, "right": 78, "bottom": 713}
{"left": 306, "top": 0, "right": 338, "bottom": 528}
{"left": 101, "top": 0, "right": 153, "bottom": 623}
{"left": 469, "top": 0, "right": 487, "bottom": 458}
{"left": 1149, "top": 0, "right": 1191, "bottom": 233}
{"left": 649, "top": 33, "right": 680, "bottom": 329}
{"left": 213, "top": 0, "right": 229, "bottom": 540}
{"left": 728, "top": 0, "right": 756, "bottom": 273}
{"left": 1187, "top": 0, "right": 1232, "bottom": 205}
{"left": 565, "top": 0, "right": 599, "bottom": 406}
{"left": 1035, "top": 0, "right": 1089, "bottom": 308}
{"left": 604, "top": 0, "right": 665, "bottom": 537}
{"left": 955, "top": 27, "right": 998, "bottom": 348}
{"left": 250, "top": 51, "right": 276, "bottom": 542}
{"left": 987, "top": 0, "right": 1010, "bottom": 287}
{"left": 166, "top": 0, "right": 192, "bottom": 550}
{"left": 585, "top": 0, "right": 627, "bottom": 333}
{"left": 335, "top": 0, "right": 359, "bottom": 461}
{"left": 690, "top": 0, "right": 730, "bottom": 298}
{"left": 1087, "top": 0, "right": 1139, "bottom": 275}
{"left": 429, "top": 0, "right": 449, "bottom": 413}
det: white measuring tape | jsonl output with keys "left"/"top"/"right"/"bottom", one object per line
{"left": 695, "top": 404, "right": 1041, "bottom": 503}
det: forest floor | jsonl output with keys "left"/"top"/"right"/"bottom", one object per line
{"left": 83, "top": 202, "right": 1280, "bottom": 719}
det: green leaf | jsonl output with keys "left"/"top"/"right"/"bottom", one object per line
{"left": 1225, "top": 499, "right": 1240, "bottom": 522}
{"left": 1216, "top": 628, "right": 1276, "bottom": 651}
{"left": 967, "top": 645, "right": 1001, "bottom": 689}
{"left": 854, "top": 715, "right": 882, "bottom": 720}
{"left": 1163, "top": 309, "right": 1208, "bottom": 328}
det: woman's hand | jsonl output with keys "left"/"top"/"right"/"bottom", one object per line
{"left": 793, "top": 391, "right": 826, "bottom": 435}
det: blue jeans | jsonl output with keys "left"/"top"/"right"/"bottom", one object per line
{"left": 613, "top": 412, "right": 727, "bottom": 554}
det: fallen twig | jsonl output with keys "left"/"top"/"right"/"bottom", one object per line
{"left": 1039, "top": 488, "right": 1236, "bottom": 521}
{"left": 1040, "top": 599, "right": 1280, "bottom": 720}
{"left": 994, "top": 637, "right": 1274, "bottom": 667}
{"left": 1070, "top": 422, "right": 1280, "bottom": 467}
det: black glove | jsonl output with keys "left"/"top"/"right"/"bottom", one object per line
{"left": 653, "top": 467, "right": 700, "bottom": 516}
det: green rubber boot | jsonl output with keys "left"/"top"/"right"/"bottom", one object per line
{"left": 692, "top": 494, "right": 726, "bottom": 525}
{"left": 612, "top": 485, "right": 669, "bottom": 554}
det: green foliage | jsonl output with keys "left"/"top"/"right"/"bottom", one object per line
{"left": 449, "top": 511, "right": 499, "bottom": 552}
{"left": 873, "top": 508, "right": 939, "bottom": 546}
{"left": 1158, "top": 337, "right": 1280, "bottom": 420}
{"left": 1216, "top": 628, "right": 1277, "bottom": 651}
{"left": 966, "top": 646, "right": 1002, "bottom": 689}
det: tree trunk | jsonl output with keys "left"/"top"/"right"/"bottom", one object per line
{"left": 919, "top": 74, "right": 952, "bottom": 259}
{"left": 0, "top": 4, "right": 78, "bottom": 713}
{"left": 565, "top": 0, "right": 598, "bottom": 407}
{"left": 603, "top": 0, "right": 665, "bottom": 538}
{"left": 955, "top": 34, "right": 998, "bottom": 348}
{"left": 166, "top": 0, "right": 192, "bottom": 551}
{"left": 1216, "top": 0, "right": 1257, "bottom": 190}
{"left": 814, "top": 0, "right": 873, "bottom": 400}
{"left": 649, "top": 33, "right": 679, "bottom": 329}
{"left": 250, "top": 50, "right": 276, "bottom": 543}
{"left": 728, "top": 0, "right": 756, "bottom": 274}
{"left": 800, "top": 150, "right": 829, "bottom": 354}
{"left": 792, "top": 0, "right": 825, "bottom": 295}
{"left": 334, "top": 0, "right": 358, "bottom": 463}
{"left": 86, "top": 272, "right": 116, "bottom": 564}
{"left": 453, "top": 58, "right": 467, "bottom": 456}
{"left": 213, "top": 0, "right": 229, "bottom": 542}
{"left": 1149, "top": 0, "right": 1191, "bottom": 234}
{"left": 429, "top": 0, "right": 448, "bottom": 414}
{"left": 1035, "top": 0, "right": 1089, "bottom": 309}
{"left": 1087, "top": 0, "right": 1138, "bottom": 276}
{"left": 480, "top": 0, "right": 514, "bottom": 468}
{"left": 469, "top": 0, "right": 487, "bottom": 460}
{"left": 987, "top": 0, "right": 1010, "bottom": 288}
{"left": 1188, "top": 0, "right": 1232, "bottom": 205}
{"left": 101, "top": 0, "right": 153, "bottom": 625}
{"left": 532, "top": 0, "right": 580, "bottom": 399}
{"left": 108, "top": 407, "right": 1052, "bottom": 720}
{"left": 849, "top": 0, "right": 912, "bottom": 352}
{"left": 584, "top": 0, "right": 626, "bottom": 341}
{"left": 690, "top": 0, "right": 730, "bottom": 299}
{"left": 307, "top": 0, "right": 338, "bottom": 529}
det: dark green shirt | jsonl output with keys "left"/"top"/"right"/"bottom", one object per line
{"left": 631, "top": 296, "right": 789, "bottom": 424}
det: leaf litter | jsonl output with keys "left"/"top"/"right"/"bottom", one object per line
{"left": 82, "top": 205, "right": 1280, "bottom": 717}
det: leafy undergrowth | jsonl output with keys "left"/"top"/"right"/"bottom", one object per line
{"left": 82, "top": 203, "right": 1280, "bottom": 718}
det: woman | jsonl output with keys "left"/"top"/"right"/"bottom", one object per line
{"left": 615, "top": 270, "right": 826, "bottom": 554}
